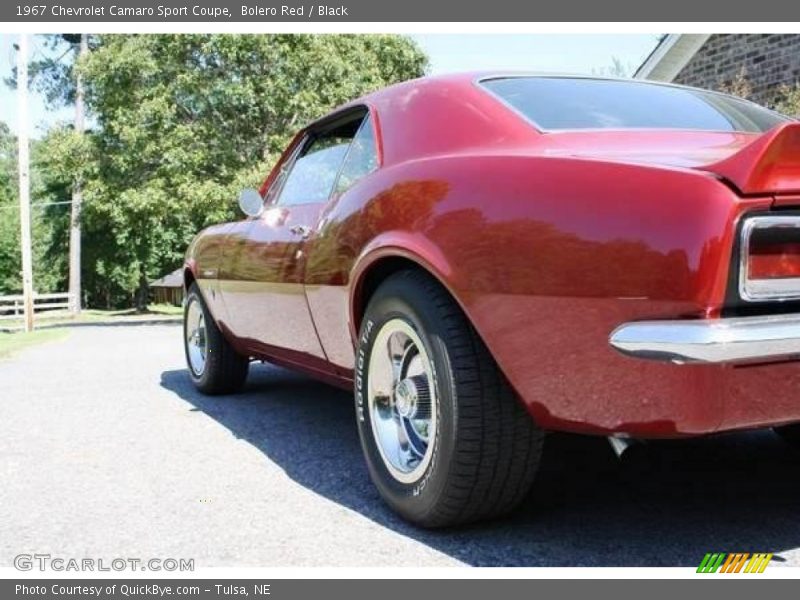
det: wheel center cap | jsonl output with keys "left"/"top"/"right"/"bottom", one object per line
{"left": 394, "top": 378, "right": 418, "bottom": 418}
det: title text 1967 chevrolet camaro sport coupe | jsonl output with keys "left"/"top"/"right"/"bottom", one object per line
{"left": 184, "top": 73, "right": 800, "bottom": 527}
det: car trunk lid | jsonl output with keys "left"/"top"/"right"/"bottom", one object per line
{"left": 540, "top": 129, "right": 759, "bottom": 169}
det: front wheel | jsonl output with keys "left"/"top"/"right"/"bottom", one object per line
{"left": 184, "top": 282, "right": 249, "bottom": 395}
{"left": 355, "top": 270, "right": 545, "bottom": 527}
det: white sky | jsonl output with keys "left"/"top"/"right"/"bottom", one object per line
{"left": 411, "top": 34, "right": 658, "bottom": 76}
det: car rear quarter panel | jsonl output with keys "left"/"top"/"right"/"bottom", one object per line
{"left": 305, "top": 149, "right": 785, "bottom": 436}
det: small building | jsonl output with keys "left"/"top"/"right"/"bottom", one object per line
{"left": 635, "top": 34, "right": 800, "bottom": 108}
{"left": 150, "top": 268, "right": 184, "bottom": 306}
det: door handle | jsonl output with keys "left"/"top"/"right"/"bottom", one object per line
{"left": 289, "top": 224, "right": 312, "bottom": 239}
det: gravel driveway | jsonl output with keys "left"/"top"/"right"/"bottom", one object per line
{"left": 2, "top": 323, "right": 800, "bottom": 568}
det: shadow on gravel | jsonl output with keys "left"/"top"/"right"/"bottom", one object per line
{"left": 161, "top": 363, "right": 800, "bottom": 567}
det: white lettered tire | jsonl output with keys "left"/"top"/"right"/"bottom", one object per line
{"left": 355, "top": 270, "right": 545, "bottom": 527}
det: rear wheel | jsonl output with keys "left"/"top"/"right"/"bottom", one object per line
{"left": 355, "top": 269, "right": 545, "bottom": 527}
{"left": 184, "top": 282, "right": 249, "bottom": 395}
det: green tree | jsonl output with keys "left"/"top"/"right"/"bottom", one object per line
{"left": 716, "top": 66, "right": 800, "bottom": 118}
{"left": 774, "top": 84, "right": 800, "bottom": 118}
{"left": 0, "top": 122, "right": 71, "bottom": 296}
{"left": 4, "top": 35, "right": 89, "bottom": 105}
{"left": 0, "top": 122, "right": 20, "bottom": 294}
{"left": 63, "top": 34, "right": 426, "bottom": 309}
{"left": 30, "top": 128, "right": 73, "bottom": 295}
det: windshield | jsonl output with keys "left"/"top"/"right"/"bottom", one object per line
{"left": 481, "top": 77, "right": 789, "bottom": 133}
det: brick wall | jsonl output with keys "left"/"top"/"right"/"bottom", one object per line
{"left": 673, "top": 34, "right": 800, "bottom": 107}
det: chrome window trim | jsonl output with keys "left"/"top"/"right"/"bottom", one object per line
{"left": 331, "top": 112, "right": 380, "bottom": 196}
{"left": 273, "top": 108, "right": 368, "bottom": 208}
{"left": 475, "top": 76, "right": 545, "bottom": 133}
{"left": 739, "top": 215, "right": 800, "bottom": 303}
{"left": 473, "top": 74, "right": 793, "bottom": 135}
{"left": 265, "top": 136, "right": 307, "bottom": 208}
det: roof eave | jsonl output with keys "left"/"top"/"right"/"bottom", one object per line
{"left": 634, "top": 34, "right": 712, "bottom": 82}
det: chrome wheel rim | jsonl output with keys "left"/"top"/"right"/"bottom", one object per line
{"left": 185, "top": 297, "right": 207, "bottom": 377}
{"left": 367, "top": 319, "right": 438, "bottom": 484}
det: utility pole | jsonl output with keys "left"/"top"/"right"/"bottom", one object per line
{"left": 68, "top": 33, "right": 87, "bottom": 315}
{"left": 17, "top": 34, "right": 34, "bottom": 333}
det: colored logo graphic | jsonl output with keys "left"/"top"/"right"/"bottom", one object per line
{"left": 697, "top": 553, "right": 773, "bottom": 573}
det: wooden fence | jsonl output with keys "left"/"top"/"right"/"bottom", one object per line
{"left": 0, "top": 292, "right": 75, "bottom": 330}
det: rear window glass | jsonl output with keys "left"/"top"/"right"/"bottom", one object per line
{"left": 481, "top": 77, "right": 789, "bottom": 133}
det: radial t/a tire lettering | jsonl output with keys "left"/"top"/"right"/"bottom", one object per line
{"left": 354, "top": 269, "right": 545, "bottom": 527}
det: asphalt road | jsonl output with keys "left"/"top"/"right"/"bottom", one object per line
{"left": 3, "top": 322, "right": 800, "bottom": 568}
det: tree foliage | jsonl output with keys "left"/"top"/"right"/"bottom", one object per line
{"left": 774, "top": 83, "right": 800, "bottom": 118}
{"left": 0, "top": 122, "right": 20, "bottom": 293}
{"left": 716, "top": 66, "right": 800, "bottom": 118}
{"left": 90, "top": 34, "right": 426, "bottom": 308}
{"left": 0, "top": 122, "right": 71, "bottom": 296}
{"left": 8, "top": 34, "right": 427, "bottom": 308}
{"left": 592, "top": 56, "right": 635, "bottom": 78}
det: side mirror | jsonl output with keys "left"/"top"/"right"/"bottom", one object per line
{"left": 238, "top": 188, "right": 264, "bottom": 218}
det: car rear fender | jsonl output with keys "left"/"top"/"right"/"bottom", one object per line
{"left": 349, "top": 233, "right": 457, "bottom": 342}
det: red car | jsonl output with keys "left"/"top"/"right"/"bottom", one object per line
{"left": 184, "top": 73, "right": 800, "bottom": 527}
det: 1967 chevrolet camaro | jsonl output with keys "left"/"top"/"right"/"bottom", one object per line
{"left": 183, "top": 73, "right": 800, "bottom": 527}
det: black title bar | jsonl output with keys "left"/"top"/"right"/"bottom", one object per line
{"left": 3, "top": 579, "right": 799, "bottom": 600}
{"left": 4, "top": 0, "right": 800, "bottom": 22}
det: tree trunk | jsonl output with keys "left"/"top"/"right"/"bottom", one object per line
{"left": 135, "top": 270, "right": 149, "bottom": 313}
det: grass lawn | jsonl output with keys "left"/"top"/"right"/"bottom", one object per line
{"left": 0, "top": 329, "right": 70, "bottom": 360}
{"left": 0, "top": 303, "right": 183, "bottom": 331}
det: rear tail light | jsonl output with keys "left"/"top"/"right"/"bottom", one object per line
{"left": 740, "top": 216, "right": 800, "bottom": 301}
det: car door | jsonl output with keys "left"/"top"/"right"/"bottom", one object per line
{"left": 218, "top": 109, "right": 367, "bottom": 361}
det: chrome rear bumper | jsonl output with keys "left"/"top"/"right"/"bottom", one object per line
{"left": 609, "top": 314, "right": 800, "bottom": 364}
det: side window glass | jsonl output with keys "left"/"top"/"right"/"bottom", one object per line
{"left": 263, "top": 142, "right": 302, "bottom": 206}
{"left": 276, "top": 116, "right": 364, "bottom": 206}
{"left": 335, "top": 116, "right": 378, "bottom": 194}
